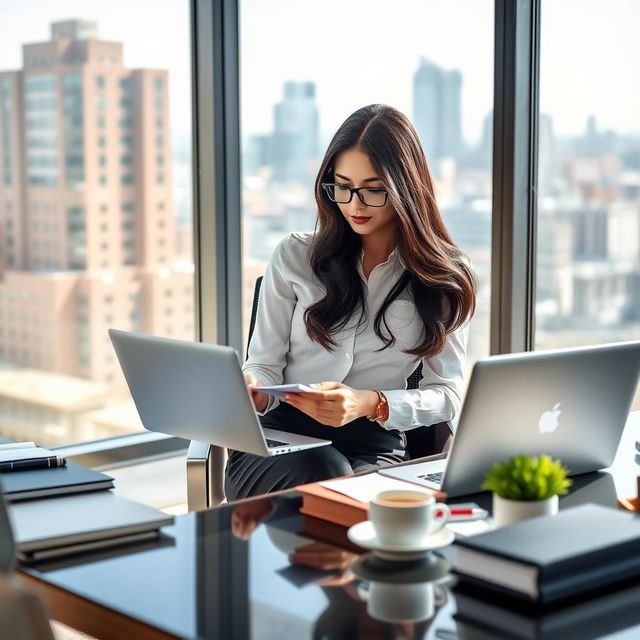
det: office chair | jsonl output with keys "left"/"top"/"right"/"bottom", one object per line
{"left": 0, "top": 488, "right": 55, "bottom": 640}
{"left": 186, "top": 276, "right": 452, "bottom": 510}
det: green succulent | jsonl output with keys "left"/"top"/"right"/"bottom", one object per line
{"left": 482, "top": 454, "right": 573, "bottom": 501}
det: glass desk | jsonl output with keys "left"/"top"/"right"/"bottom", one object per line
{"left": 18, "top": 412, "right": 640, "bottom": 640}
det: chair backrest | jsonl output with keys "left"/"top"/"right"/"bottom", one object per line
{"left": 246, "top": 276, "right": 451, "bottom": 459}
{"left": 246, "top": 276, "right": 264, "bottom": 359}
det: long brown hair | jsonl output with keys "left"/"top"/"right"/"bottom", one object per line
{"left": 305, "top": 104, "right": 476, "bottom": 359}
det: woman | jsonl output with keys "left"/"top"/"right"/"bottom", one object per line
{"left": 225, "top": 104, "right": 476, "bottom": 500}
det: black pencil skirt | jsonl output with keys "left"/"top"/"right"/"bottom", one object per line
{"left": 224, "top": 402, "right": 409, "bottom": 501}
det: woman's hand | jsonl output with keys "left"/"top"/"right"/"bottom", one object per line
{"left": 284, "top": 382, "right": 379, "bottom": 427}
{"left": 289, "top": 541, "right": 357, "bottom": 586}
{"left": 231, "top": 498, "right": 273, "bottom": 540}
{"left": 244, "top": 373, "right": 268, "bottom": 413}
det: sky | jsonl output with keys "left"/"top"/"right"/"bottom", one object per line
{"left": 1, "top": 0, "right": 639, "bottom": 150}
{"left": 539, "top": 0, "right": 640, "bottom": 136}
{"left": 240, "top": 0, "right": 494, "bottom": 144}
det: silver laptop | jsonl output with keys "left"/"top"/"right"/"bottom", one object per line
{"left": 109, "top": 329, "right": 331, "bottom": 456}
{"left": 380, "top": 341, "right": 640, "bottom": 497}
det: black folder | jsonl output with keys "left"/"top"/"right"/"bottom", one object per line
{"left": 0, "top": 460, "right": 113, "bottom": 502}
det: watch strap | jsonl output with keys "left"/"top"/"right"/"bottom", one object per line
{"left": 367, "top": 391, "right": 388, "bottom": 422}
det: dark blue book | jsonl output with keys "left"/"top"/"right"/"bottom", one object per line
{"left": 0, "top": 460, "right": 113, "bottom": 502}
{"left": 453, "top": 503, "right": 640, "bottom": 603}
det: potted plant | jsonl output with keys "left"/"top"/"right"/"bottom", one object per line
{"left": 482, "top": 454, "right": 572, "bottom": 527}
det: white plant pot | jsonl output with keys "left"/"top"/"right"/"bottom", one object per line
{"left": 492, "top": 494, "right": 559, "bottom": 528}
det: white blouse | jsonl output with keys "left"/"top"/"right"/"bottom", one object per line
{"left": 243, "top": 232, "right": 469, "bottom": 432}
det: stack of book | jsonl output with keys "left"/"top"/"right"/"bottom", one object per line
{"left": 0, "top": 440, "right": 114, "bottom": 502}
{"left": 452, "top": 503, "right": 640, "bottom": 604}
{"left": 0, "top": 442, "right": 66, "bottom": 472}
{"left": 0, "top": 439, "right": 174, "bottom": 564}
{"left": 11, "top": 491, "right": 174, "bottom": 564}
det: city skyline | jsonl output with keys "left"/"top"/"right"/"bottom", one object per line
{"left": 241, "top": 0, "right": 639, "bottom": 140}
{"left": 0, "top": 6, "right": 638, "bottom": 448}
{"left": 239, "top": 61, "right": 640, "bottom": 326}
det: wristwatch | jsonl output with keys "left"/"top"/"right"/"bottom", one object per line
{"left": 367, "top": 391, "right": 388, "bottom": 422}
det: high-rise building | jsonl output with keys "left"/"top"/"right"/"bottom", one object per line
{"left": 0, "top": 20, "right": 193, "bottom": 388}
{"left": 270, "top": 81, "right": 319, "bottom": 183}
{"left": 412, "top": 58, "right": 463, "bottom": 167}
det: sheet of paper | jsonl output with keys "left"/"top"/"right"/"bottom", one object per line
{"left": 448, "top": 519, "right": 493, "bottom": 537}
{"left": 0, "top": 442, "right": 36, "bottom": 451}
{"left": 319, "top": 473, "right": 435, "bottom": 504}
{"left": 257, "top": 384, "right": 319, "bottom": 399}
{"left": 0, "top": 447, "right": 56, "bottom": 463}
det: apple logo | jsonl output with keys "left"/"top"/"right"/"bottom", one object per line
{"left": 539, "top": 403, "right": 562, "bottom": 434}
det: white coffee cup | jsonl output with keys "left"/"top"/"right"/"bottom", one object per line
{"left": 364, "top": 580, "right": 447, "bottom": 623}
{"left": 369, "top": 489, "right": 450, "bottom": 547}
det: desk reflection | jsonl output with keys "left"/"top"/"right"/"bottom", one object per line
{"left": 222, "top": 494, "right": 456, "bottom": 639}
{"left": 18, "top": 443, "right": 640, "bottom": 640}
{"left": 559, "top": 470, "right": 618, "bottom": 509}
{"left": 453, "top": 577, "right": 640, "bottom": 640}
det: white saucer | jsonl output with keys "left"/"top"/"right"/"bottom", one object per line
{"left": 347, "top": 521, "right": 455, "bottom": 561}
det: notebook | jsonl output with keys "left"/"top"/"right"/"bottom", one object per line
{"left": 0, "top": 460, "right": 114, "bottom": 502}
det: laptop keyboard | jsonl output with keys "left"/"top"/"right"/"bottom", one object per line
{"left": 417, "top": 471, "right": 444, "bottom": 484}
{"left": 266, "top": 438, "right": 288, "bottom": 448}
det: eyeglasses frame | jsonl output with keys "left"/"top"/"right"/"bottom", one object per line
{"left": 321, "top": 182, "right": 390, "bottom": 208}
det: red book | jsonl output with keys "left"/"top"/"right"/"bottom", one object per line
{"left": 296, "top": 478, "right": 446, "bottom": 528}
{"left": 299, "top": 514, "right": 363, "bottom": 551}
{"left": 298, "top": 482, "right": 369, "bottom": 528}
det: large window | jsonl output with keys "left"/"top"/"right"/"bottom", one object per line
{"left": 3, "top": 1, "right": 633, "bottom": 458}
{"left": 239, "top": 0, "right": 494, "bottom": 372}
{"left": 535, "top": 1, "right": 640, "bottom": 353}
{"left": 0, "top": 5, "right": 193, "bottom": 446}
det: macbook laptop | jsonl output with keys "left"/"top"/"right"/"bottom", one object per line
{"left": 109, "top": 329, "right": 331, "bottom": 457}
{"left": 380, "top": 341, "right": 640, "bottom": 497}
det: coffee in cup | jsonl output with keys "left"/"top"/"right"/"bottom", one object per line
{"left": 369, "top": 489, "right": 450, "bottom": 547}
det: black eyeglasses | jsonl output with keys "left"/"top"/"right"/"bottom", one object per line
{"left": 321, "top": 183, "right": 389, "bottom": 207}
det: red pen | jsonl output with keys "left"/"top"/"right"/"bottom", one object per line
{"left": 435, "top": 507, "right": 487, "bottom": 520}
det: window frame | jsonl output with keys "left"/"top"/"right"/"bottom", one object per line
{"left": 192, "top": 0, "right": 242, "bottom": 352}
{"left": 491, "top": 0, "right": 540, "bottom": 354}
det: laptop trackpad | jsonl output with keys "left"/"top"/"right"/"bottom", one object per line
{"left": 378, "top": 457, "right": 448, "bottom": 488}
{"left": 263, "top": 428, "right": 331, "bottom": 448}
